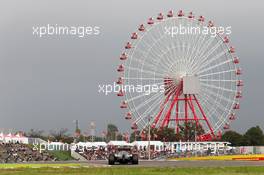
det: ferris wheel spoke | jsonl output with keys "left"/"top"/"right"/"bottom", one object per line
{"left": 190, "top": 36, "right": 216, "bottom": 70}
{"left": 162, "top": 45, "right": 182, "bottom": 68}
{"left": 153, "top": 42, "right": 181, "bottom": 70}
{"left": 135, "top": 45, "right": 169, "bottom": 69}
{"left": 141, "top": 39, "right": 177, "bottom": 76}
{"left": 129, "top": 91, "right": 164, "bottom": 113}
{"left": 130, "top": 54, "right": 172, "bottom": 75}
{"left": 141, "top": 100, "right": 168, "bottom": 130}
{"left": 200, "top": 88, "right": 232, "bottom": 123}
{"left": 141, "top": 40, "right": 167, "bottom": 64}
{"left": 196, "top": 58, "right": 232, "bottom": 75}
{"left": 198, "top": 91, "right": 226, "bottom": 128}
{"left": 189, "top": 31, "right": 208, "bottom": 68}
{"left": 186, "top": 30, "right": 199, "bottom": 64}
{"left": 185, "top": 21, "right": 201, "bottom": 61}
{"left": 162, "top": 19, "right": 178, "bottom": 69}
{"left": 162, "top": 85, "right": 179, "bottom": 99}
{"left": 126, "top": 57, "right": 164, "bottom": 74}
{"left": 199, "top": 38, "right": 223, "bottom": 61}
{"left": 131, "top": 34, "right": 167, "bottom": 98}
{"left": 144, "top": 24, "right": 171, "bottom": 60}
{"left": 134, "top": 93, "right": 166, "bottom": 124}
{"left": 161, "top": 46, "right": 187, "bottom": 68}
{"left": 179, "top": 19, "right": 189, "bottom": 63}
{"left": 124, "top": 77, "right": 164, "bottom": 81}
{"left": 132, "top": 47, "right": 149, "bottom": 57}
{"left": 191, "top": 35, "right": 210, "bottom": 69}
{"left": 200, "top": 82, "right": 236, "bottom": 93}
{"left": 169, "top": 19, "right": 186, "bottom": 71}
{"left": 136, "top": 49, "right": 169, "bottom": 71}
{"left": 147, "top": 46, "right": 184, "bottom": 77}
{"left": 200, "top": 79, "right": 237, "bottom": 82}
{"left": 127, "top": 67, "right": 165, "bottom": 77}
{"left": 153, "top": 55, "right": 176, "bottom": 76}
{"left": 199, "top": 89, "right": 223, "bottom": 114}
{"left": 188, "top": 28, "right": 205, "bottom": 66}
{"left": 199, "top": 102, "right": 223, "bottom": 132}
{"left": 184, "top": 19, "right": 194, "bottom": 62}
{"left": 170, "top": 19, "right": 181, "bottom": 61}
{"left": 126, "top": 90, "right": 160, "bottom": 103}
{"left": 196, "top": 50, "right": 229, "bottom": 73}
{"left": 185, "top": 20, "right": 198, "bottom": 66}
{"left": 196, "top": 95, "right": 217, "bottom": 130}
{"left": 201, "top": 86, "right": 235, "bottom": 107}
{"left": 185, "top": 21, "right": 197, "bottom": 74}
{"left": 192, "top": 40, "right": 224, "bottom": 72}
{"left": 198, "top": 69, "right": 236, "bottom": 78}
{"left": 134, "top": 94, "right": 169, "bottom": 126}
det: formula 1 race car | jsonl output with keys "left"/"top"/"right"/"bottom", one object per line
{"left": 108, "top": 145, "right": 138, "bottom": 165}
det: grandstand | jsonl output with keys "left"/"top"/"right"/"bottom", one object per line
{"left": 0, "top": 142, "right": 55, "bottom": 163}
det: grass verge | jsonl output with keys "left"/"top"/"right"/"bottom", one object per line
{"left": 49, "top": 151, "right": 74, "bottom": 161}
{"left": 0, "top": 166, "right": 264, "bottom": 175}
{"left": 169, "top": 154, "right": 264, "bottom": 161}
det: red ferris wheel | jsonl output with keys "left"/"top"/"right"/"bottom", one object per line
{"left": 116, "top": 10, "right": 242, "bottom": 141}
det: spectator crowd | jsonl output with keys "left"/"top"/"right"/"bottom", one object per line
{"left": 76, "top": 146, "right": 108, "bottom": 160}
{"left": 0, "top": 142, "right": 56, "bottom": 163}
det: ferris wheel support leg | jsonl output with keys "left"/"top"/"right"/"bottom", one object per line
{"left": 153, "top": 105, "right": 166, "bottom": 128}
{"left": 188, "top": 95, "right": 199, "bottom": 129}
{"left": 161, "top": 88, "right": 181, "bottom": 128}
{"left": 184, "top": 94, "right": 188, "bottom": 126}
{"left": 193, "top": 95, "right": 215, "bottom": 137}
{"left": 161, "top": 94, "right": 178, "bottom": 128}
{"left": 175, "top": 100, "right": 179, "bottom": 134}
{"left": 152, "top": 90, "right": 175, "bottom": 128}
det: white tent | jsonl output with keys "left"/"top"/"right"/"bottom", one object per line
{"left": 76, "top": 142, "right": 93, "bottom": 148}
{"left": 92, "top": 142, "right": 107, "bottom": 147}
{"left": 0, "top": 132, "right": 4, "bottom": 142}
{"left": 0, "top": 133, "right": 28, "bottom": 144}
{"left": 107, "top": 140, "right": 132, "bottom": 146}
{"left": 4, "top": 133, "right": 14, "bottom": 143}
{"left": 132, "top": 141, "right": 164, "bottom": 151}
{"left": 12, "top": 133, "right": 29, "bottom": 144}
{"left": 73, "top": 142, "right": 107, "bottom": 151}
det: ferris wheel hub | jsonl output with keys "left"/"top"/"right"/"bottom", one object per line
{"left": 171, "top": 72, "right": 185, "bottom": 86}
{"left": 183, "top": 76, "right": 200, "bottom": 95}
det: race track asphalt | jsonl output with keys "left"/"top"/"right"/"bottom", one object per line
{"left": 85, "top": 160, "right": 264, "bottom": 167}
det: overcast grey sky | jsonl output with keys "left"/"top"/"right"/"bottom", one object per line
{"left": 0, "top": 0, "right": 263, "bottom": 135}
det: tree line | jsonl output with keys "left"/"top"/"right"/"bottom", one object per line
{"left": 24, "top": 123, "right": 264, "bottom": 146}
{"left": 222, "top": 126, "right": 264, "bottom": 146}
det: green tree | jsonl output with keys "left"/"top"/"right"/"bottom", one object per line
{"left": 243, "top": 126, "right": 264, "bottom": 146}
{"left": 84, "top": 135, "right": 104, "bottom": 142}
{"left": 178, "top": 121, "right": 204, "bottom": 141}
{"left": 221, "top": 130, "right": 244, "bottom": 146}
{"left": 131, "top": 121, "right": 205, "bottom": 142}
{"left": 116, "top": 133, "right": 123, "bottom": 141}
{"left": 130, "top": 130, "right": 141, "bottom": 142}
{"left": 49, "top": 128, "right": 69, "bottom": 142}
{"left": 156, "top": 127, "right": 177, "bottom": 142}
{"left": 26, "top": 129, "right": 44, "bottom": 138}
{"left": 106, "top": 124, "right": 119, "bottom": 141}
